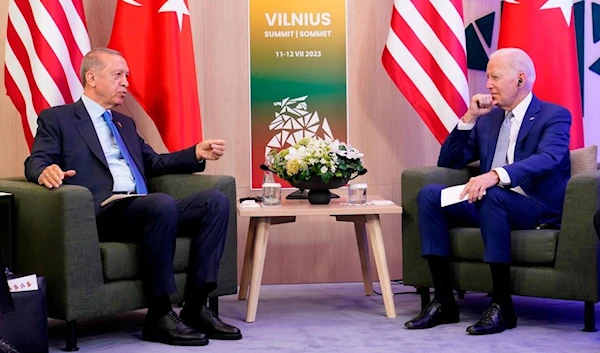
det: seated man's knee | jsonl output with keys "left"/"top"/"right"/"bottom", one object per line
{"left": 417, "top": 184, "right": 445, "bottom": 207}
{"left": 200, "top": 189, "right": 230, "bottom": 216}
{"left": 143, "top": 193, "right": 178, "bottom": 219}
{"left": 475, "top": 186, "right": 506, "bottom": 208}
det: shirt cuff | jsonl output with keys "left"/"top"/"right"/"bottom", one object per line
{"left": 493, "top": 167, "right": 511, "bottom": 185}
{"left": 457, "top": 119, "right": 475, "bottom": 130}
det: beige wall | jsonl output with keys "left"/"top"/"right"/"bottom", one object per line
{"left": 0, "top": 0, "right": 448, "bottom": 284}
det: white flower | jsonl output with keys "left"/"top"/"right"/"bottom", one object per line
{"left": 284, "top": 147, "right": 299, "bottom": 160}
{"left": 329, "top": 140, "right": 341, "bottom": 153}
{"left": 270, "top": 136, "right": 364, "bottom": 182}
{"left": 346, "top": 149, "right": 364, "bottom": 159}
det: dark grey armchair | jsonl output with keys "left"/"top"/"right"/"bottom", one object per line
{"left": 0, "top": 174, "right": 238, "bottom": 350}
{"left": 401, "top": 165, "right": 600, "bottom": 331}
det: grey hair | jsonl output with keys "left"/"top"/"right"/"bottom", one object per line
{"left": 80, "top": 48, "right": 123, "bottom": 87}
{"left": 490, "top": 48, "right": 536, "bottom": 90}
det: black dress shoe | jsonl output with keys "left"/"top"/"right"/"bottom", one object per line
{"left": 405, "top": 299, "right": 460, "bottom": 329}
{"left": 466, "top": 303, "right": 517, "bottom": 335}
{"left": 142, "top": 310, "right": 209, "bottom": 346}
{"left": 181, "top": 305, "right": 242, "bottom": 340}
{"left": 0, "top": 337, "right": 19, "bottom": 353}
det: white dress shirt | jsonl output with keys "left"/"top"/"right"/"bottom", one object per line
{"left": 81, "top": 95, "right": 136, "bottom": 192}
{"left": 457, "top": 92, "right": 533, "bottom": 196}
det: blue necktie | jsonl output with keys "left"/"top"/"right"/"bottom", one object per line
{"left": 491, "top": 111, "right": 514, "bottom": 169}
{"left": 102, "top": 111, "right": 148, "bottom": 194}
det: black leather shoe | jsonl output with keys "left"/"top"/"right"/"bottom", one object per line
{"left": 466, "top": 303, "right": 517, "bottom": 335}
{"left": 181, "top": 305, "right": 242, "bottom": 340}
{"left": 405, "top": 299, "right": 460, "bottom": 329}
{"left": 0, "top": 337, "right": 19, "bottom": 353}
{"left": 142, "top": 310, "right": 209, "bottom": 346}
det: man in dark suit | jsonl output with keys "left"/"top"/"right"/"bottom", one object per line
{"left": 404, "top": 48, "right": 571, "bottom": 335}
{"left": 24, "top": 48, "right": 241, "bottom": 346}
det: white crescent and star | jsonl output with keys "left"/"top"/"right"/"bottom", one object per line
{"left": 540, "top": 0, "right": 573, "bottom": 26}
{"left": 505, "top": 0, "right": 573, "bottom": 26}
{"left": 120, "top": 0, "right": 190, "bottom": 32}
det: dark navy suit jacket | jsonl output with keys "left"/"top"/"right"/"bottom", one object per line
{"left": 438, "top": 95, "right": 571, "bottom": 226}
{"left": 25, "top": 99, "right": 205, "bottom": 214}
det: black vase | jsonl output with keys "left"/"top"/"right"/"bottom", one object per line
{"left": 288, "top": 176, "right": 350, "bottom": 205}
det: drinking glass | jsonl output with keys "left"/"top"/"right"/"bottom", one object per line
{"left": 262, "top": 182, "right": 282, "bottom": 206}
{"left": 348, "top": 183, "right": 367, "bottom": 205}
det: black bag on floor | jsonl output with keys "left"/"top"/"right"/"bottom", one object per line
{"left": 0, "top": 275, "right": 48, "bottom": 353}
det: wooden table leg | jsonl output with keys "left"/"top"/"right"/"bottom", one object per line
{"left": 238, "top": 217, "right": 257, "bottom": 300}
{"left": 366, "top": 214, "right": 396, "bottom": 318}
{"left": 245, "top": 217, "right": 271, "bottom": 322}
{"left": 354, "top": 221, "right": 373, "bottom": 296}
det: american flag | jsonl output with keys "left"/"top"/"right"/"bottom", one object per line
{"left": 382, "top": 0, "right": 469, "bottom": 144}
{"left": 4, "top": 0, "right": 90, "bottom": 148}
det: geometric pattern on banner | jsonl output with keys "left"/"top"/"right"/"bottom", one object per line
{"left": 265, "top": 95, "right": 335, "bottom": 157}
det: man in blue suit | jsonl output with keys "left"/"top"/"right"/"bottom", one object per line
{"left": 25, "top": 48, "right": 241, "bottom": 346}
{"left": 405, "top": 48, "right": 571, "bottom": 335}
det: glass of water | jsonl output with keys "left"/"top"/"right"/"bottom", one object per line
{"left": 262, "top": 182, "right": 282, "bottom": 206}
{"left": 348, "top": 183, "right": 368, "bottom": 205}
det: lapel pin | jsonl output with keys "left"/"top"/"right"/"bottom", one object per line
{"left": 117, "top": 121, "right": 122, "bottom": 128}
{"left": 529, "top": 117, "right": 535, "bottom": 121}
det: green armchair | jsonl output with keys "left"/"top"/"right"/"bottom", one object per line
{"left": 401, "top": 165, "right": 600, "bottom": 331}
{"left": 0, "top": 174, "right": 238, "bottom": 350}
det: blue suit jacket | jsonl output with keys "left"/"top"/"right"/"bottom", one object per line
{"left": 25, "top": 99, "right": 205, "bottom": 214}
{"left": 438, "top": 95, "right": 571, "bottom": 226}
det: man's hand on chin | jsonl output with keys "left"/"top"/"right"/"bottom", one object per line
{"left": 195, "top": 139, "right": 226, "bottom": 161}
{"left": 460, "top": 171, "right": 501, "bottom": 203}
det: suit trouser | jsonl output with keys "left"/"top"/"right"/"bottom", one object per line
{"left": 418, "top": 184, "right": 549, "bottom": 264}
{"left": 96, "top": 190, "right": 229, "bottom": 298}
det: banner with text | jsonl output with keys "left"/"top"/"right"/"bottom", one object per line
{"left": 249, "top": 0, "right": 348, "bottom": 189}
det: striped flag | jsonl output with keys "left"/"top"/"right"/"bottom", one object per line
{"left": 382, "top": 0, "right": 469, "bottom": 144}
{"left": 4, "top": 0, "right": 91, "bottom": 149}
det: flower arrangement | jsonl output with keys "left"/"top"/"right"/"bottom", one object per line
{"left": 268, "top": 137, "right": 366, "bottom": 184}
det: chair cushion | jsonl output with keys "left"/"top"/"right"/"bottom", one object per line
{"left": 100, "top": 238, "right": 191, "bottom": 281}
{"left": 449, "top": 228, "right": 559, "bottom": 265}
{"left": 570, "top": 145, "right": 598, "bottom": 176}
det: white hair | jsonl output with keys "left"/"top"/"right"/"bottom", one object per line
{"left": 490, "top": 48, "right": 536, "bottom": 90}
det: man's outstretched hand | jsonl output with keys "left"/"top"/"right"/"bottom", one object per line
{"left": 195, "top": 139, "right": 226, "bottom": 161}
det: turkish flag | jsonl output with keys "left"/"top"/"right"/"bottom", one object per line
{"left": 498, "top": 0, "right": 583, "bottom": 149}
{"left": 108, "top": 0, "right": 202, "bottom": 151}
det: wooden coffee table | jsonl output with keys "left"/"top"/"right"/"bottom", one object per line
{"left": 237, "top": 195, "right": 402, "bottom": 322}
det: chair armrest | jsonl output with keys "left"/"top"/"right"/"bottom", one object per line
{"left": 401, "top": 166, "right": 477, "bottom": 287}
{"left": 553, "top": 170, "right": 600, "bottom": 298}
{"left": 147, "top": 174, "right": 236, "bottom": 199}
{"left": 401, "top": 166, "right": 476, "bottom": 221}
{"left": 0, "top": 178, "right": 105, "bottom": 320}
{"left": 148, "top": 174, "right": 238, "bottom": 296}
